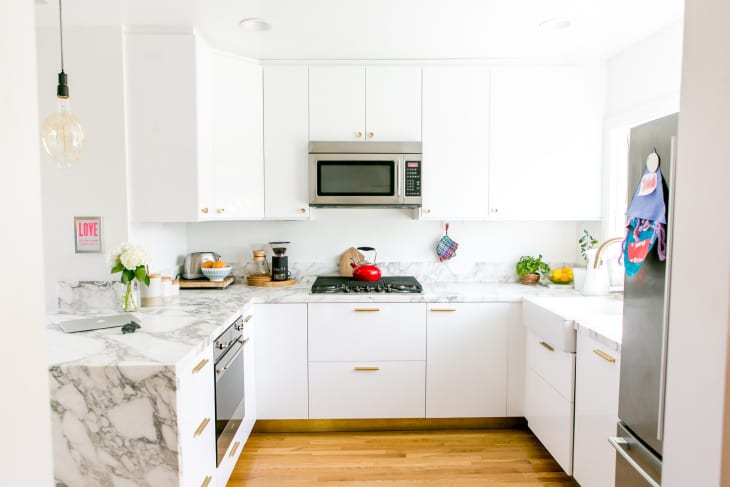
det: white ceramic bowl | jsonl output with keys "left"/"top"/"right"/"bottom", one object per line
{"left": 201, "top": 266, "right": 232, "bottom": 282}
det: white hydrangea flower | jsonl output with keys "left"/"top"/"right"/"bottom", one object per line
{"left": 108, "top": 242, "right": 130, "bottom": 266}
{"left": 119, "top": 245, "right": 150, "bottom": 270}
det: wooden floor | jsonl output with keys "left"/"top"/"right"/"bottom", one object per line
{"left": 227, "top": 428, "right": 578, "bottom": 486}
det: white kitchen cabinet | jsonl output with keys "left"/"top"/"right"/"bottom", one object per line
{"left": 177, "top": 346, "right": 216, "bottom": 487}
{"left": 309, "top": 65, "right": 421, "bottom": 141}
{"left": 421, "top": 65, "right": 491, "bottom": 219}
{"left": 488, "top": 64, "right": 604, "bottom": 220}
{"left": 524, "top": 330, "right": 575, "bottom": 475}
{"left": 263, "top": 65, "right": 310, "bottom": 219}
{"left": 573, "top": 332, "right": 621, "bottom": 487}
{"left": 254, "top": 304, "right": 308, "bottom": 419}
{"left": 426, "top": 303, "right": 509, "bottom": 418}
{"left": 307, "top": 303, "right": 426, "bottom": 419}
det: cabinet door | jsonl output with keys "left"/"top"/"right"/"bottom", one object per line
{"left": 421, "top": 65, "right": 491, "bottom": 219}
{"left": 489, "top": 65, "right": 604, "bottom": 220}
{"left": 365, "top": 66, "right": 422, "bottom": 141}
{"left": 309, "top": 66, "right": 365, "bottom": 141}
{"left": 263, "top": 65, "right": 310, "bottom": 218}
{"left": 125, "top": 32, "right": 201, "bottom": 222}
{"left": 208, "top": 51, "right": 264, "bottom": 219}
{"left": 254, "top": 304, "right": 308, "bottom": 419}
{"left": 426, "top": 303, "right": 509, "bottom": 417}
{"left": 574, "top": 333, "right": 621, "bottom": 487}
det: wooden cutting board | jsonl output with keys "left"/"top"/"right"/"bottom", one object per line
{"left": 248, "top": 277, "right": 297, "bottom": 287}
{"left": 179, "top": 276, "right": 235, "bottom": 289}
{"left": 339, "top": 247, "right": 364, "bottom": 277}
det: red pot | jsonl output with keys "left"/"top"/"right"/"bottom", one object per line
{"left": 350, "top": 263, "right": 382, "bottom": 281}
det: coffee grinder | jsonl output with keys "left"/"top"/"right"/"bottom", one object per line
{"left": 269, "top": 241, "right": 290, "bottom": 281}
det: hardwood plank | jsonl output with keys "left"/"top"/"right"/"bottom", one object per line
{"left": 228, "top": 429, "right": 578, "bottom": 486}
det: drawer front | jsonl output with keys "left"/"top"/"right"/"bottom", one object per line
{"left": 526, "top": 330, "right": 575, "bottom": 400}
{"left": 525, "top": 368, "right": 574, "bottom": 475}
{"left": 308, "top": 303, "right": 426, "bottom": 361}
{"left": 309, "top": 361, "right": 426, "bottom": 419}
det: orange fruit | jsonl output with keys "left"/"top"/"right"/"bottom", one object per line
{"left": 201, "top": 260, "right": 214, "bottom": 268}
{"left": 212, "top": 261, "right": 227, "bottom": 268}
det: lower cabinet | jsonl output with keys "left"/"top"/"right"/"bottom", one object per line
{"left": 426, "top": 303, "right": 510, "bottom": 417}
{"left": 573, "top": 331, "right": 621, "bottom": 487}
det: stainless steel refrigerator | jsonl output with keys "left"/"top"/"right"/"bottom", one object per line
{"left": 610, "top": 113, "right": 678, "bottom": 487}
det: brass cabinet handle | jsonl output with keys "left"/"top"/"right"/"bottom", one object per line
{"left": 491, "top": 208, "right": 499, "bottom": 214}
{"left": 191, "top": 358, "right": 209, "bottom": 375}
{"left": 354, "top": 308, "right": 380, "bottom": 312}
{"left": 244, "top": 314, "right": 253, "bottom": 323}
{"left": 216, "top": 208, "right": 225, "bottom": 214}
{"left": 539, "top": 341, "right": 555, "bottom": 352}
{"left": 201, "top": 208, "right": 209, "bottom": 214}
{"left": 299, "top": 208, "right": 306, "bottom": 213}
{"left": 201, "top": 476, "right": 213, "bottom": 487}
{"left": 229, "top": 440, "right": 242, "bottom": 458}
{"left": 194, "top": 417, "right": 211, "bottom": 438}
{"left": 354, "top": 366, "right": 380, "bottom": 371}
{"left": 593, "top": 349, "right": 617, "bottom": 363}
{"left": 430, "top": 308, "right": 457, "bottom": 312}
{"left": 424, "top": 209, "right": 431, "bottom": 214}
{"left": 368, "top": 131, "right": 374, "bottom": 138}
{"left": 356, "top": 131, "right": 363, "bottom": 138}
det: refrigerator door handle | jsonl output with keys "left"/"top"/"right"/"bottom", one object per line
{"left": 657, "top": 134, "right": 679, "bottom": 442}
{"left": 609, "top": 436, "right": 661, "bottom": 487}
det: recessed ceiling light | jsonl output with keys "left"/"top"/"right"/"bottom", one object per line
{"left": 538, "top": 18, "right": 572, "bottom": 31}
{"left": 238, "top": 18, "right": 272, "bottom": 32}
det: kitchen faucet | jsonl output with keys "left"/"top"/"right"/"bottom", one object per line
{"left": 591, "top": 237, "right": 624, "bottom": 269}
{"left": 583, "top": 237, "right": 624, "bottom": 295}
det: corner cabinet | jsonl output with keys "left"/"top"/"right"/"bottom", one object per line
{"left": 309, "top": 65, "right": 422, "bottom": 142}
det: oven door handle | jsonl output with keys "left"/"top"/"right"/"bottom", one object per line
{"left": 215, "top": 339, "right": 244, "bottom": 379}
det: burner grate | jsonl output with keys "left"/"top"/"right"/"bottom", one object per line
{"left": 311, "top": 276, "right": 423, "bottom": 294}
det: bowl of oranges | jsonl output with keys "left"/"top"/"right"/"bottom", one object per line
{"left": 549, "top": 267, "right": 574, "bottom": 285}
{"left": 201, "top": 259, "right": 232, "bottom": 282}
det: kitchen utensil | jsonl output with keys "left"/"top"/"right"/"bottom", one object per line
{"left": 269, "top": 241, "right": 291, "bottom": 281}
{"left": 339, "top": 247, "right": 365, "bottom": 276}
{"left": 436, "top": 223, "right": 459, "bottom": 261}
{"left": 183, "top": 251, "right": 220, "bottom": 279}
{"left": 350, "top": 246, "right": 382, "bottom": 281}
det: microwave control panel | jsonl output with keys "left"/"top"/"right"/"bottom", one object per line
{"left": 405, "top": 161, "right": 421, "bottom": 197}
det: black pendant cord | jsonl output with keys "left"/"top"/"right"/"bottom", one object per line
{"left": 56, "top": 0, "right": 69, "bottom": 98}
{"left": 58, "top": 0, "right": 64, "bottom": 73}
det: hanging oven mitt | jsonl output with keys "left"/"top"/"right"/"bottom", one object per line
{"left": 623, "top": 163, "right": 668, "bottom": 277}
{"left": 436, "top": 223, "right": 459, "bottom": 262}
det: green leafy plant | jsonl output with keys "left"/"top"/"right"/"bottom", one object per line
{"left": 578, "top": 229, "right": 599, "bottom": 264}
{"left": 516, "top": 255, "right": 551, "bottom": 277}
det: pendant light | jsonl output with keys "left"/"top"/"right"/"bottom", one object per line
{"left": 40, "top": 0, "right": 86, "bottom": 167}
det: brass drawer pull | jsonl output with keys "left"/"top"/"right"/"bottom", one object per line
{"left": 430, "top": 308, "right": 456, "bottom": 312}
{"left": 192, "top": 358, "right": 209, "bottom": 375}
{"left": 229, "top": 440, "right": 241, "bottom": 458}
{"left": 593, "top": 349, "right": 617, "bottom": 363}
{"left": 243, "top": 314, "right": 253, "bottom": 323}
{"left": 354, "top": 308, "right": 380, "bottom": 312}
{"left": 201, "top": 475, "right": 213, "bottom": 487}
{"left": 354, "top": 366, "right": 380, "bottom": 371}
{"left": 194, "top": 417, "right": 211, "bottom": 438}
{"left": 539, "top": 341, "right": 555, "bottom": 352}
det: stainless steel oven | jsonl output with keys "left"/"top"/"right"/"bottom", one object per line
{"left": 213, "top": 315, "right": 247, "bottom": 466}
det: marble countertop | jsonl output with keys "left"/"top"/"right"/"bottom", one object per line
{"left": 47, "top": 278, "right": 581, "bottom": 368}
{"left": 575, "top": 316, "right": 623, "bottom": 351}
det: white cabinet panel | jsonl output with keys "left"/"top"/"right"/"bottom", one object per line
{"left": 507, "top": 304, "right": 526, "bottom": 417}
{"left": 366, "top": 66, "right": 422, "bottom": 141}
{"left": 426, "top": 303, "right": 508, "bottom": 418}
{"left": 574, "top": 333, "right": 621, "bottom": 487}
{"left": 308, "top": 303, "right": 426, "bottom": 362}
{"left": 255, "top": 304, "right": 308, "bottom": 419}
{"left": 309, "top": 66, "right": 365, "bottom": 141}
{"left": 263, "top": 65, "right": 310, "bottom": 218}
{"left": 421, "top": 65, "right": 491, "bottom": 219}
{"left": 309, "top": 361, "right": 425, "bottom": 419}
{"left": 526, "top": 331, "right": 575, "bottom": 401}
{"left": 489, "top": 64, "right": 604, "bottom": 220}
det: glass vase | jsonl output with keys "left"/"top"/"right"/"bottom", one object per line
{"left": 122, "top": 280, "right": 138, "bottom": 312}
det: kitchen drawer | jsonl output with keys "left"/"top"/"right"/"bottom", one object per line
{"left": 308, "top": 303, "right": 426, "bottom": 361}
{"left": 525, "top": 368, "right": 574, "bottom": 475}
{"left": 309, "top": 361, "right": 426, "bottom": 419}
{"left": 526, "top": 330, "right": 575, "bottom": 401}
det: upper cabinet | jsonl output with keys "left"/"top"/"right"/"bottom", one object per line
{"left": 309, "top": 65, "right": 421, "bottom": 141}
{"left": 488, "top": 64, "right": 604, "bottom": 220}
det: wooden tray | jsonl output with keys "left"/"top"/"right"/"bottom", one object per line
{"left": 248, "top": 278, "right": 297, "bottom": 287}
{"left": 179, "top": 276, "right": 235, "bottom": 289}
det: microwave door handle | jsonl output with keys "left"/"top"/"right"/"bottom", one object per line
{"left": 396, "top": 159, "right": 401, "bottom": 197}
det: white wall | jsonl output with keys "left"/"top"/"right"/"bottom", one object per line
{"left": 128, "top": 222, "right": 188, "bottom": 276}
{"left": 663, "top": 0, "right": 730, "bottom": 484}
{"left": 0, "top": 1, "right": 54, "bottom": 484}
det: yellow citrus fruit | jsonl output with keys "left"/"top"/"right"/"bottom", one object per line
{"left": 201, "top": 260, "right": 214, "bottom": 268}
{"left": 212, "top": 261, "right": 227, "bottom": 268}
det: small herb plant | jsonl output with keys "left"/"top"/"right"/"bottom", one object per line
{"left": 578, "top": 229, "right": 599, "bottom": 264}
{"left": 516, "top": 255, "right": 551, "bottom": 277}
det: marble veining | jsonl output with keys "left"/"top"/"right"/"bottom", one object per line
{"left": 575, "top": 317, "right": 623, "bottom": 350}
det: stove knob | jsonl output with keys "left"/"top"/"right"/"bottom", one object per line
{"left": 366, "top": 285, "right": 374, "bottom": 292}
{"left": 376, "top": 287, "right": 384, "bottom": 292}
{"left": 344, "top": 287, "right": 352, "bottom": 293}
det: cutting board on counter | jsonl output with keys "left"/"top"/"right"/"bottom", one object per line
{"left": 179, "top": 276, "right": 235, "bottom": 289}
{"left": 339, "top": 247, "right": 364, "bottom": 277}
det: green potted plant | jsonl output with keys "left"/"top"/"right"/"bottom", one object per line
{"left": 516, "top": 255, "right": 551, "bottom": 285}
{"left": 574, "top": 229, "right": 599, "bottom": 290}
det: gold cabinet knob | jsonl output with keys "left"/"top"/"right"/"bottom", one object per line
{"left": 491, "top": 208, "right": 499, "bottom": 214}
{"left": 201, "top": 208, "right": 209, "bottom": 214}
{"left": 356, "top": 131, "right": 363, "bottom": 138}
{"left": 424, "top": 208, "right": 431, "bottom": 214}
{"left": 216, "top": 208, "right": 225, "bottom": 214}
{"left": 299, "top": 208, "right": 306, "bottom": 214}
{"left": 368, "top": 131, "right": 374, "bottom": 139}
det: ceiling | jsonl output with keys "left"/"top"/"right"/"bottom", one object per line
{"left": 35, "top": 0, "right": 684, "bottom": 60}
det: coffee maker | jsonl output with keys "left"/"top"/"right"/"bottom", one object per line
{"left": 269, "top": 241, "right": 290, "bottom": 281}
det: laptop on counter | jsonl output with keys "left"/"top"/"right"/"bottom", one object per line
{"left": 57, "top": 314, "right": 140, "bottom": 333}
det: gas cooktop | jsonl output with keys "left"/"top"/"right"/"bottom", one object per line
{"left": 311, "top": 276, "right": 423, "bottom": 294}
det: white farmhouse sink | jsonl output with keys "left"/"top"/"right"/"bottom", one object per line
{"left": 523, "top": 296, "right": 624, "bottom": 352}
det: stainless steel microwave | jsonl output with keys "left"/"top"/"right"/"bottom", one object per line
{"left": 309, "top": 141, "right": 422, "bottom": 207}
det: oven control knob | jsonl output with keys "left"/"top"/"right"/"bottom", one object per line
{"left": 216, "top": 341, "right": 229, "bottom": 350}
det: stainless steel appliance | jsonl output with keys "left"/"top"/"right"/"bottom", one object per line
{"left": 311, "top": 276, "right": 423, "bottom": 293}
{"left": 183, "top": 251, "right": 220, "bottom": 279}
{"left": 214, "top": 315, "right": 248, "bottom": 466}
{"left": 309, "top": 141, "right": 422, "bottom": 207}
{"left": 611, "top": 113, "right": 678, "bottom": 487}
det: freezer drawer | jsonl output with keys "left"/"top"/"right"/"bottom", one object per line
{"left": 610, "top": 423, "right": 661, "bottom": 487}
